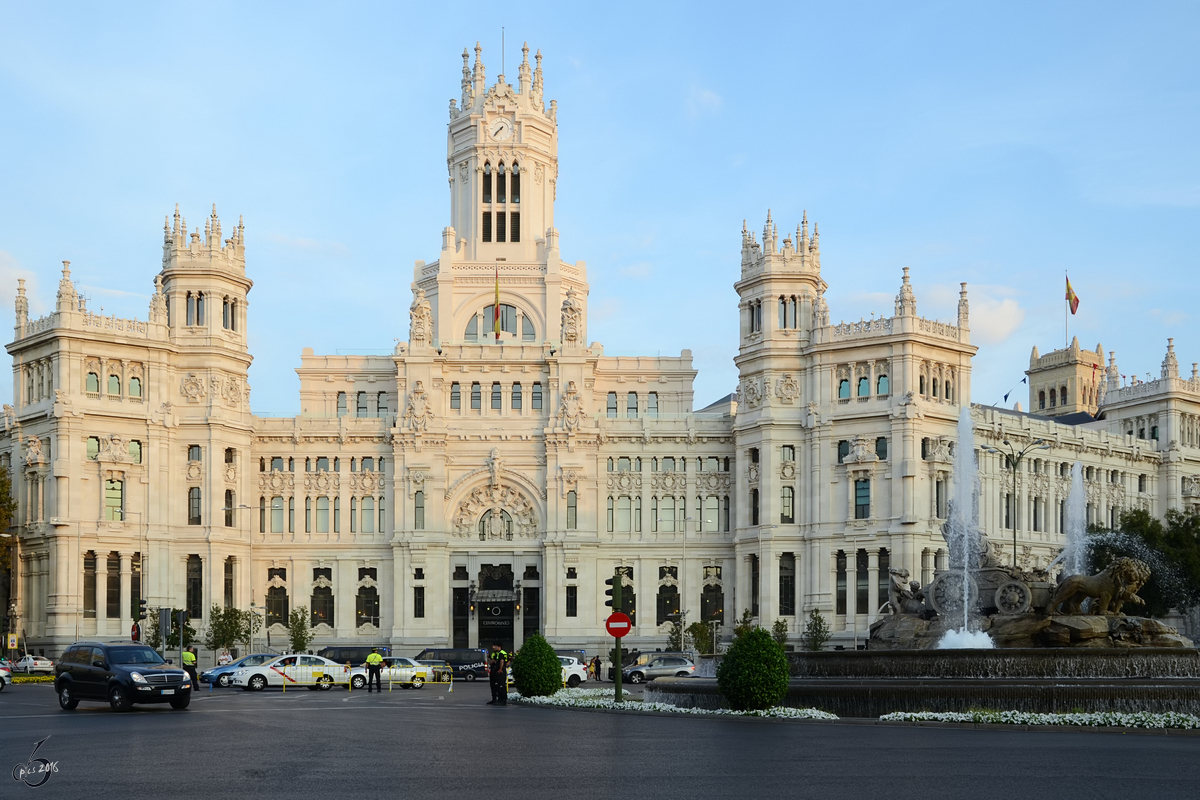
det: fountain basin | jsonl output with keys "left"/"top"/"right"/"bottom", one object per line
{"left": 870, "top": 613, "right": 1193, "bottom": 650}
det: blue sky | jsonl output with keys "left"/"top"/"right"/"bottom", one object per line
{"left": 2, "top": 2, "right": 1198, "bottom": 412}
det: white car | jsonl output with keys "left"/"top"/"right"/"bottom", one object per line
{"left": 559, "top": 656, "right": 588, "bottom": 688}
{"left": 0, "top": 663, "right": 10, "bottom": 690}
{"left": 350, "top": 656, "right": 429, "bottom": 690}
{"left": 12, "top": 655, "right": 54, "bottom": 674}
{"left": 231, "top": 654, "right": 350, "bottom": 691}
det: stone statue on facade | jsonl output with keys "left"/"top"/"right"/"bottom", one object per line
{"left": 402, "top": 381, "right": 434, "bottom": 431}
{"left": 560, "top": 286, "right": 581, "bottom": 345}
{"left": 556, "top": 380, "right": 584, "bottom": 432}
{"left": 409, "top": 289, "right": 433, "bottom": 347}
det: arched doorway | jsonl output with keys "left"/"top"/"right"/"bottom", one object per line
{"left": 475, "top": 563, "right": 516, "bottom": 652}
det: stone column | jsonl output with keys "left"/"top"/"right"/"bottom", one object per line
{"left": 95, "top": 553, "right": 108, "bottom": 635}
{"left": 867, "top": 549, "right": 880, "bottom": 623}
{"left": 921, "top": 548, "right": 933, "bottom": 587}
{"left": 119, "top": 552, "right": 132, "bottom": 631}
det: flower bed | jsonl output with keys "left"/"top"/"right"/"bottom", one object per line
{"left": 510, "top": 687, "right": 838, "bottom": 720}
{"left": 12, "top": 675, "right": 55, "bottom": 684}
{"left": 880, "top": 710, "right": 1200, "bottom": 730}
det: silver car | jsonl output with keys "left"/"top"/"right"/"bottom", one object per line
{"left": 622, "top": 655, "right": 695, "bottom": 684}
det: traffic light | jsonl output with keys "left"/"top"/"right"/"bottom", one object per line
{"left": 138, "top": 599, "right": 147, "bottom": 621}
{"left": 604, "top": 570, "right": 622, "bottom": 612}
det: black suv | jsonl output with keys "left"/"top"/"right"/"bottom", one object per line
{"left": 55, "top": 641, "right": 192, "bottom": 712}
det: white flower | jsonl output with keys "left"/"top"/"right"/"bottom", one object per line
{"left": 508, "top": 688, "right": 837, "bottom": 720}
{"left": 878, "top": 710, "right": 1200, "bottom": 730}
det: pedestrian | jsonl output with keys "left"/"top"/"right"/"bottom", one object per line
{"left": 590, "top": 656, "right": 600, "bottom": 682}
{"left": 182, "top": 646, "right": 198, "bottom": 686}
{"left": 364, "top": 647, "right": 384, "bottom": 692}
{"left": 217, "top": 650, "right": 232, "bottom": 666}
{"left": 486, "top": 641, "right": 510, "bottom": 706}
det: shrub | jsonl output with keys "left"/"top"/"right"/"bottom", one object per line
{"left": 716, "top": 627, "right": 789, "bottom": 711}
{"left": 771, "top": 618, "right": 789, "bottom": 648}
{"left": 800, "top": 608, "right": 832, "bottom": 652}
{"left": 511, "top": 634, "right": 561, "bottom": 697}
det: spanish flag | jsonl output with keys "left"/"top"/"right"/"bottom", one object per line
{"left": 1066, "top": 276, "right": 1080, "bottom": 315}
{"left": 494, "top": 265, "right": 501, "bottom": 341}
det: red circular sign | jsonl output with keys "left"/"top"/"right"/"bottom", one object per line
{"left": 605, "top": 612, "right": 632, "bottom": 638}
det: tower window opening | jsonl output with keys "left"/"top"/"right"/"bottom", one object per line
{"left": 496, "top": 212, "right": 506, "bottom": 243}
{"left": 482, "top": 212, "right": 492, "bottom": 242}
{"left": 482, "top": 163, "right": 491, "bottom": 204}
{"left": 511, "top": 164, "right": 520, "bottom": 203}
{"left": 497, "top": 162, "right": 506, "bottom": 204}
{"left": 510, "top": 212, "right": 520, "bottom": 243}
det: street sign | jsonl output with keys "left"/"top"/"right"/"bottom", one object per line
{"left": 5, "top": 633, "right": 15, "bottom": 649}
{"left": 131, "top": 622, "right": 140, "bottom": 642}
{"left": 605, "top": 612, "right": 632, "bottom": 638}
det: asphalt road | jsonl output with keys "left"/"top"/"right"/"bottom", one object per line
{"left": 3, "top": 681, "right": 1199, "bottom": 799}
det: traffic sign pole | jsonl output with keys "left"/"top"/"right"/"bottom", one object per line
{"left": 613, "top": 572, "right": 622, "bottom": 703}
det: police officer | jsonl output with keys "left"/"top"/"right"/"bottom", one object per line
{"left": 486, "top": 641, "right": 510, "bottom": 706}
{"left": 182, "top": 646, "right": 198, "bottom": 686}
{"left": 364, "top": 648, "right": 384, "bottom": 692}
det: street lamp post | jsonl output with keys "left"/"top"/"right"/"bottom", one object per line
{"left": 982, "top": 439, "right": 1051, "bottom": 570}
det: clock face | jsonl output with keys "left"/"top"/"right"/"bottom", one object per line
{"left": 489, "top": 117, "right": 513, "bottom": 141}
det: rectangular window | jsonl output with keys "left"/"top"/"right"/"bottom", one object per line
{"left": 617, "top": 496, "right": 632, "bottom": 532}
{"left": 855, "top": 480, "right": 870, "bottom": 520}
{"left": 414, "top": 491, "right": 425, "bottom": 530}
{"left": 780, "top": 486, "right": 794, "bottom": 524}
{"left": 104, "top": 479, "right": 124, "bottom": 521}
{"left": 511, "top": 382, "right": 522, "bottom": 410}
{"left": 450, "top": 383, "right": 461, "bottom": 409}
{"left": 836, "top": 550, "right": 847, "bottom": 615}
{"left": 87, "top": 436, "right": 100, "bottom": 460}
{"left": 647, "top": 392, "right": 658, "bottom": 418}
{"left": 357, "top": 392, "right": 368, "bottom": 417}
{"left": 106, "top": 552, "right": 120, "bottom": 619}
{"left": 607, "top": 392, "right": 617, "bottom": 418}
{"left": 414, "top": 586, "right": 426, "bottom": 618}
{"left": 532, "top": 382, "right": 542, "bottom": 410}
{"left": 491, "top": 382, "right": 502, "bottom": 410}
{"left": 188, "top": 487, "right": 202, "bottom": 526}
{"left": 186, "top": 555, "right": 203, "bottom": 619}
{"left": 751, "top": 488, "right": 760, "bottom": 526}
{"left": 750, "top": 554, "right": 760, "bottom": 616}
{"left": 661, "top": 496, "right": 676, "bottom": 531}
{"left": 288, "top": 497, "right": 295, "bottom": 533}
{"left": 627, "top": 392, "right": 638, "bottom": 418}
{"left": 270, "top": 497, "right": 284, "bottom": 533}
{"left": 337, "top": 392, "right": 347, "bottom": 417}
{"left": 471, "top": 382, "right": 481, "bottom": 410}
{"left": 497, "top": 167, "right": 506, "bottom": 203}
{"left": 565, "top": 585, "right": 577, "bottom": 617}
{"left": 362, "top": 497, "right": 375, "bottom": 534}
{"left": 722, "top": 496, "right": 730, "bottom": 532}
{"left": 510, "top": 212, "right": 520, "bottom": 243}
{"left": 705, "top": 495, "right": 719, "bottom": 532}
{"left": 316, "top": 496, "right": 330, "bottom": 533}
{"left": 496, "top": 212, "right": 506, "bottom": 242}
{"left": 224, "top": 557, "right": 234, "bottom": 608}
{"left": 606, "top": 497, "right": 614, "bottom": 532}
{"left": 259, "top": 497, "right": 266, "bottom": 533}
{"left": 779, "top": 553, "right": 796, "bottom": 616}
{"left": 482, "top": 212, "right": 492, "bottom": 242}
{"left": 188, "top": 444, "right": 202, "bottom": 462}
{"left": 782, "top": 445, "right": 795, "bottom": 462}
{"left": 83, "top": 552, "right": 96, "bottom": 618}
{"left": 856, "top": 549, "right": 869, "bottom": 614}
{"left": 334, "top": 497, "right": 341, "bottom": 533}
{"left": 566, "top": 491, "right": 577, "bottom": 530}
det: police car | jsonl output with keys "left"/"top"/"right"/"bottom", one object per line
{"left": 349, "top": 656, "right": 430, "bottom": 689}
{"left": 559, "top": 656, "right": 588, "bottom": 688}
{"left": 231, "top": 654, "right": 350, "bottom": 691}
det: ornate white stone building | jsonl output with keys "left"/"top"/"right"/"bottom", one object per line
{"left": 5, "top": 44, "right": 1200, "bottom": 656}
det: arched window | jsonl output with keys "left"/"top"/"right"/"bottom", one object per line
{"left": 188, "top": 487, "right": 202, "bottom": 525}
{"left": 1038, "top": 391, "right": 1046, "bottom": 409}
{"left": 311, "top": 582, "right": 334, "bottom": 628}
{"left": 187, "top": 555, "right": 204, "bottom": 619}
{"left": 483, "top": 162, "right": 492, "bottom": 204}
{"left": 108, "top": 375, "right": 121, "bottom": 396}
{"left": 838, "top": 379, "right": 850, "bottom": 399}
{"left": 627, "top": 392, "right": 638, "bottom": 418}
{"left": 945, "top": 381, "right": 953, "bottom": 401}
{"left": 266, "top": 585, "right": 288, "bottom": 627}
{"left": 222, "top": 297, "right": 231, "bottom": 329}
{"left": 919, "top": 375, "right": 926, "bottom": 395}
{"left": 128, "top": 377, "right": 142, "bottom": 399}
{"left": 511, "top": 383, "right": 522, "bottom": 410}
{"left": 511, "top": 162, "right": 520, "bottom": 203}
{"left": 496, "top": 161, "right": 506, "bottom": 203}
{"left": 1049, "top": 388, "right": 1057, "bottom": 407}
{"left": 778, "top": 297, "right": 787, "bottom": 329}
{"left": 477, "top": 509, "right": 513, "bottom": 540}
{"left": 1060, "top": 385, "right": 1068, "bottom": 403}
{"left": 788, "top": 296, "right": 797, "bottom": 328}
{"left": 465, "top": 315, "right": 478, "bottom": 339}
{"left": 86, "top": 372, "right": 99, "bottom": 394}
{"left": 186, "top": 292, "right": 196, "bottom": 326}
{"left": 521, "top": 315, "right": 534, "bottom": 340}
{"left": 356, "top": 586, "right": 379, "bottom": 628}
{"left": 566, "top": 490, "right": 577, "bottom": 529}
{"left": 857, "top": 377, "right": 869, "bottom": 397}
{"left": 491, "top": 382, "right": 502, "bottom": 410}
{"left": 932, "top": 378, "right": 940, "bottom": 398}
{"left": 876, "top": 374, "right": 889, "bottom": 396}
{"left": 470, "top": 382, "right": 481, "bottom": 409}
{"left": 195, "top": 292, "right": 205, "bottom": 325}
{"left": 230, "top": 299, "right": 237, "bottom": 332}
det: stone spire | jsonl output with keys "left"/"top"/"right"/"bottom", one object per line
{"left": 519, "top": 42, "right": 531, "bottom": 95}
{"left": 472, "top": 42, "right": 485, "bottom": 99}
{"left": 532, "top": 49, "right": 544, "bottom": 108}
{"left": 1161, "top": 338, "right": 1179, "bottom": 379}
{"left": 56, "top": 260, "right": 78, "bottom": 312}
{"left": 957, "top": 282, "right": 969, "bottom": 328}
{"left": 461, "top": 48, "right": 473, "bottom": 110}
{"left": 894, "top": 267, "right": 916, "bottom": 317}
{"left": 15, "top": 278, "right": 27, "bottom": 327}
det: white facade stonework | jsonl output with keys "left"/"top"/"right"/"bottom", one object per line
{"left": 6, "top": 45, "right": 1200, "bottom": 655}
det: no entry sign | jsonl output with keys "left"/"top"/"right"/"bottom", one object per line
{"left": 605, "top": 612, "right": 632, "bottom": 638}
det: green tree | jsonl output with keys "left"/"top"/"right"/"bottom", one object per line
{"left": 237, "top": 608, "right": 263, "bottom": 653}
{"left": 771, "top": 618, "right": 790, "bottom": 649}
{"left": 0, "top": 468, "right": 20, "bottom": 634}
{"left": 162, "top": 609, "right": 196, "bottom": 650}
{"left": 146, "top": 610, "right": 164, "bottom": 650}
{"left": 732, "top": 608, "right": 756, "bottom": 640}
{"left": 511, "top": 633, "right": 561, "bottom": 697}
{"left": 716, "top": 627, "right": 790, "bottom": 711}
{"left": 799, "top": 608, "right": 832, "bottom": 652}
{"left": 287, "top": 606, "right": 314, "bottom": 654}
{"left": 203, "top": 604, "right": 243, "bottom": 654}
{"left": 1090, "top": 509, "right": 1200, "bottom": 617}
{"left": 666, "top": 611, "right": 689, "bottom": 651}
{"left": 687, "top": 621, "right": 716, "bottom": 655}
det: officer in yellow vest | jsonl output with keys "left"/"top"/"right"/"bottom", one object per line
{"left": 364, "top": 648, "right": 384, "bottom": 692}
{"left": 182, "top": 647, "right": 198, "bottom": 686}
{"left": 487, "top": 642, "right": 510, "bottom": 706}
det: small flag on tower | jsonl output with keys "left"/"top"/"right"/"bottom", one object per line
{"left": 1066, "top": 276, "right": 1080, "bottom": 315}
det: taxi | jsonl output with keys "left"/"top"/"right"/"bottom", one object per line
{"left": 349, "top": 656, "right": 429, "bottom": 689}
{"left": 231, "top": 654, "right": 350, "bottom": 691}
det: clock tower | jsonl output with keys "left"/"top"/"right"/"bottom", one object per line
{"left": 446, "top": 41, "right": 558, "bottom": 263}
{"left": 414, "top": 42, "right": 582, "bottom": 350}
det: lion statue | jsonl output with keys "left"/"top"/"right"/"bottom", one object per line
{"left": 1043, "top": 557, "right": 1151, "bottom": 616}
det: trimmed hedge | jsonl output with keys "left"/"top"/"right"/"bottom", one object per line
{"left": 716, "top": 627, "right": 789, "bottom": 711}
{"left": 511, "top": 634, "right": 562, "bottom": 697}
{"left": 12, "top": 675, "right": 55, "bottom": 684}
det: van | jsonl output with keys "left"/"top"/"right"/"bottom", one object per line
{"left": 317, "top": 646, "right": 391, "bottom": 665}
{"left": 413, "top": 648, "right": 488, "bottom": 681}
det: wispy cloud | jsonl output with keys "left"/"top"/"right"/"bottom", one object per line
{"left": 0, "top": 251, "right": 42, "bottom": 317}
{"left": 78, "top": 284, "right": 149, "bottom": 300}
{"left": 686, "top": 85, "right": 722, "bottom": 119}
{"left": 618, "top": 261, "right": 653, "bottom": 280}
{"left": 265, "top": 234, "right": 351, "bottom": 260}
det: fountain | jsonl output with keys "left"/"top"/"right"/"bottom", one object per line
{"left": 1048, "top": 462, "right": 1087, "bottom": 575}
